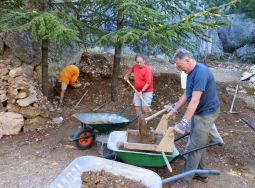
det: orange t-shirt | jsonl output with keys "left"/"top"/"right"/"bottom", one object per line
{"left": 59, "top": 65, "right": 80, "bottom": 85}
{"left": 131, "top": 64, "right": 153, "bottom": 92}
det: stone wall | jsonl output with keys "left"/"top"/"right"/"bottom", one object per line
{"left": 0, "top": 33, "right": 48, "bottom": 139}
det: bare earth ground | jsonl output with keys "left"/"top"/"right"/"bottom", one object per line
{"left": 0, "top": 59, "right": 255, "bottom": 188}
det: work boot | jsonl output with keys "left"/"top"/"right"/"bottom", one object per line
{"left": 59, "top": 101, "right": 64, "bottom": 107}
{"left": 193, "top": 175, "right": 209, "bottom": 183}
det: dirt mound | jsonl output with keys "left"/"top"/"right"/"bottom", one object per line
{"left": 79, "top": 52, "right": 113, "bottom": 80}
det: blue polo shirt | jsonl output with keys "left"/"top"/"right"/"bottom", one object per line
{"left": 186, "top": 63, "right": 220, "bottom": 116}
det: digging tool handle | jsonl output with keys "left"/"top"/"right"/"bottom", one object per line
{"left": 74, "top": 90, "right": 88, "bottom": 108}
{"left": 161, "top": 151, "right": 172, "bottom": 173}
{"left": 162, "top": 170, "right": 220, "bottom": 184}
{"left": 126, "top": 79, "right": 149, "bottom": 106}
{"left": 145, "top": 108, "right": 167, "bottom": 122}
{"left": 229, "top": 84, "right": 239, "bottom": 112}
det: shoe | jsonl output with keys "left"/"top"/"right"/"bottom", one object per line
{"left": 59, "top": 101, "right": 64, "bottom": 107}
{"left": 209, "top": 140, "right": 225, "bottom": 146}
{"left": 170, "top": 182, "right": 190, "bottom": 188}
{"left": 193, "top": 175, "right": 208, "bottom": 183}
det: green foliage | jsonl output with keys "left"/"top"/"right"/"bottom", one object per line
{"left": 203, "top": 0, "right": 255, "bottom": 18}
{"left": 66, "top": 0, "right": 237, "bottom": 55}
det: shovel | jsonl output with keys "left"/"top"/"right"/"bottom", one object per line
{"left": 125, "top": 79, "right": 152, "bottom": 111}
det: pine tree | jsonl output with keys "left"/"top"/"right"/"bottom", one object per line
{"left": 0, "top": 0, "right": 94, "bottom": 97}
{"left": 67, "top": 0, "right": 240, "bottom": 101}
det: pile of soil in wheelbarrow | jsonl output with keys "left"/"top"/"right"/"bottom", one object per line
{"left": 81, "top": 170, "right": 148, "bottom": 188}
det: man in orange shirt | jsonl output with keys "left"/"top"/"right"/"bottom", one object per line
{"left": 59, "top": 65, "right": 81, "bottom": 107}
{"left": 124, "top": 54, "right": 153, "bottom": 115}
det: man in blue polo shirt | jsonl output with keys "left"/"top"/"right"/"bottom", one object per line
{"left": 169, "top": 49, "right": 220, "bottom": 188}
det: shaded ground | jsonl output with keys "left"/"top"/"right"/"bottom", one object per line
{"left": 0, "top": 61, "right": 255, "bottom": 187}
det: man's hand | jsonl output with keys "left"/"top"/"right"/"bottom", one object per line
{"left": 174, "top": 119, "right": 189, "bottom": 135}
{"left": 165, "top": 103, "right": 177, "bottom": 113}
{"left": 124, "top": 75, "right": 129, "bottom": 81}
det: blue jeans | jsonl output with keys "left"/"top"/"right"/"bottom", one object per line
{"left": 179, "top": 108, "right": 220, "bottom": 185}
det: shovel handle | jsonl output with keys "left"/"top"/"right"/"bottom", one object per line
{"left": 126, "top": 79, "right": 149, "bottom": 106}
{"left": 145, "top": 108, "right": 167, "bottom": 122}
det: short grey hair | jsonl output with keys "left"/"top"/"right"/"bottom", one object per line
{"left": 172, "top": 48, "right": 194, "bottom": 63}
{"left": 135, "top": 54, "right": 145, "bottom": 61}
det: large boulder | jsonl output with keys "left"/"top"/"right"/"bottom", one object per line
{"left": 0, "top": 112, "right": 24, "bottom": 138}
{"left": 218, "top": 14, "right": 255, "bottom": 53}
{"left": 3, "top": 32, "right": 41, "bottom": 65}
{"left": 236, "top": 44, "right": 255, "bottom": 63}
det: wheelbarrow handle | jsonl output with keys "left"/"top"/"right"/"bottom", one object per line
{"left": 162, "top": 169, "right": 220, "bottom": 184}
{"left": 170, "top": 141, "right": 220, "bottom": 164}
{"left": 174, "top": 132, "right": 190, "bottom": 142}
{"left": 180, "top": 141, "right": 221, "bottom": 157}
{"left": 240, "top": 117, "right": 255, "bottom": 132}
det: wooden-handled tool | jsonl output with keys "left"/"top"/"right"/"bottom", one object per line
{"left": 125, "top": 79, "right": 151, "bottom": 111}
{"left": 145, "top": 108, "right": 167, "bottom": 122}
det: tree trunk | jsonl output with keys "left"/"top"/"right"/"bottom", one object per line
{"left": 41, "top": 39, "right": 49, "bottom": 97}
{"left": 40, "top": 0, "right": 49, "bottom": 98}
{"left": 111, "top": 9, "right": 124, "bottom": 101}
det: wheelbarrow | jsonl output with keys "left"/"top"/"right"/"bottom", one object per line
{"left": 107, "top": 131, "right": 221, "bottom": 167}
{"left": 70, "top": 107, "right": 139, "bottom": 150}
{"left": 50, "top": 156, "right": 220, "bottom": 188}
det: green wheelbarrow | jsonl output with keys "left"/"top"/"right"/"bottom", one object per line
{"left": 70, "top": 107, "right": 139, "bottom": 150}
{"left": 107, "top": 131, "right": 221, "bottom": 168}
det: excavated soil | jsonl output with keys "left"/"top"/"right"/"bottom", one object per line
{"left": 81, "top": 170, "right": 147, "bottom": 188}
{"left": 0, "top": 71, "right": 255, "bottom": 188}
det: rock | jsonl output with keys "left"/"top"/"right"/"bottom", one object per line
{"left": 241, "top": 72, "right": 253, "bottom": 81}
{"left": 0, "top": 68, "right": 9, "bottom": 76}
{"left": 21, "top": 64, "right": 34, "bottom": 77}
{"left": 0, "top": 59, "right": 11, "bottom": 65}
{"left": 0, "top": 112, "right": 24, "bottom": 138}
{"left": 250, "top": 77, "right": 255, "bottom": 82}
{"left": 236, "top": 44, "right": 255, "bottom": 63}
{"left": 52, "top": 117, "right": 64, "bottom": 124}
{"left": 7, "top": 96, "right": 16, "bottom": 104}
{"left": 16, "top": 94, "right": 37, "bottom": 107}
{"left": 218, "top": 14, "right": 255, "bottom": 52}
{"left": 3, "top": 32, "right": 42, "bottom": 65}
{"left": 40, "top": 108, "right": 49, "bottom": 118}
{"left": 0, "top": 90, "right": 6, "bottom": 95}
{"left": 19, "top": 106, "right": 41, "bottom": 119}
{"left": 17, "top": 91, "right": 29, "bottom": 99}
{"left": 23, "top": 116, "right": 47, "bottom": 132}
{"left": 0, "top": 93, "right": 8, "bottom": 103}
{"left": 7, "top": 104, "right": 20, "bottom": 113}
{"left": 9, "top": 67, "right": 23, "bottom": 78}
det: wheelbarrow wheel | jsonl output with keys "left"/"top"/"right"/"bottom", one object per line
{"left": 73, "top": 129, "right": 95, "bottom": 150}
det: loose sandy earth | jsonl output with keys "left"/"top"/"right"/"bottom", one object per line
{"left": 0, "top": 57, "right": 254, "bottom": 188}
